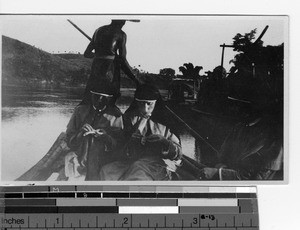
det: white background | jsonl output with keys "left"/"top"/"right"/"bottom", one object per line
{"left": 0, "top": 0, "right": 299, "bottom": 229}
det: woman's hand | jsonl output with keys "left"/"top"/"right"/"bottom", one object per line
{"left": 146, "top": 134, "right": 167, "bottom": 143}
{"left": 94, "top": 129, "right": 107, "bottom": 138}
{"left": 131, "top": 132, "right": 147, "bottom": 145}
{"left": 82, "top": 125, "right": 107, "bottom": 137}
{"left": 146, "top": 134, "right": 169, "bottom": 149}
{"left": 82, "top": 124, "right": 95, "bottom": 136}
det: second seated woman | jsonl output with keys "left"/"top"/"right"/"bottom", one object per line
{"left": 100, "top": 84, "right": 182, "bottom": 180}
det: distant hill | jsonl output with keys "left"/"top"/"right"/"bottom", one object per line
{"left": 54, "top": 53, "right": 92, "bottom": 70}
{"left": 2, "top": 35, "right": 169, "bottom": 89}
{"left": 2, "top": 35, "right": 91, "bottom": 87}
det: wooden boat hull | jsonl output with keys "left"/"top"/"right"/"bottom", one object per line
{"left": 16, "top": 132, "right": 204, "bottom": 181}
{"left": 16, "top": 132, "right": 70, "bottom": 181}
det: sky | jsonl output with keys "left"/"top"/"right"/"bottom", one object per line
{"left": 0, "top": 15, "right": 287, "bottom": 74}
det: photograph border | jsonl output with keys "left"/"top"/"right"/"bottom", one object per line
{"left": 0, "top": 13, "right": 288, "bottom": 186}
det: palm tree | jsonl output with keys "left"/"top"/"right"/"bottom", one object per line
{"left": 179, "top": 62, "right": 202, "bottom": 80}
{"left": 179, "top": 63, "right": 203, "bottom": 98}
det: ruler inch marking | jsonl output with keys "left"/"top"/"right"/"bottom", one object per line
{"left": 199, "top": 214, "right": 201, "bottom": 227}
{"left": 1, "top": 205, "right": 259, "bottom": 229}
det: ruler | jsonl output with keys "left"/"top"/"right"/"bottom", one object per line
{"left": 0, "top": 186, "right": 259, "bottom": 230}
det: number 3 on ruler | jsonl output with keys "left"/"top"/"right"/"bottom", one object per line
{"left": 193, "top": 218, "right": 198, "bottom": 225}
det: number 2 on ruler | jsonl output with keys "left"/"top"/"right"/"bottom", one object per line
{"left": 123, "top": 217, "right": 129, "bottom": 225}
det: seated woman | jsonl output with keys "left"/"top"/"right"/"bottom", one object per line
{"left": 100, "top": 84, "right": 182, "bottom": 180}
{"left": 65, "top": 81, "right": 124, "bottom": 181}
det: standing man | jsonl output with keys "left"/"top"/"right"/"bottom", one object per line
{"left": 83, "top": 19, "right": 139, "bottom": 99}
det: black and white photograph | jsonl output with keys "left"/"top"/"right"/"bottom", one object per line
{"left": 1, "top": 15, "right": 287, "bottom": 183}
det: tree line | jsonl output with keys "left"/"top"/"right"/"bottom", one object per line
{"left": 158, "top": 28, "right": 284, "bottom": 116}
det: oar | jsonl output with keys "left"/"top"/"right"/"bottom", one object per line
{"left": 67, "top": 19, "right": 140, "bottom": 41}
{"left": 67, "top": 19, "right": 92, "bottom": 41}
{"left": 254, "top": 25, "right": 269, "bottom": 44}
{"left": 164, "top": 105, "right": 222, "bottom": 179}
{"left": 165, "top": 105, "right": 220, "bottom": 154}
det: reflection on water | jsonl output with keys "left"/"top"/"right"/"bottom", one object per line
{"left": 1, "top": 86, "right": 199, "bottom": 181}
{"left": 2, "top": 108, "right": 73, "bottom": 181}
{"left": 179, "top": 132, "right": 196, "bottom": 160}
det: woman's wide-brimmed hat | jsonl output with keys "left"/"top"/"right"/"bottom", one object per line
{"left": 89, "top": 80, "right": 118, "bottom": 97}
{"left": 134, "top": 84, "right": 160, "bottom": 101}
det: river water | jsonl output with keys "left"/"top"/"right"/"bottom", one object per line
{"left": 1, "top": 86, "right": 197, "bottom": 181}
